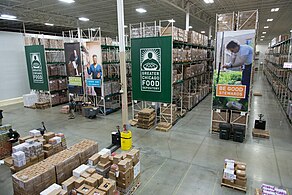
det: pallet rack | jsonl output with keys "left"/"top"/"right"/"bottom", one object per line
{"left": 264, "top": 34, "right": 292, "bottom": 123}
{"left": 24, "top": 35, "right": 68, "bottom": 107}
{"left": 130, "top": 20, "right": 214, "bottom": 129}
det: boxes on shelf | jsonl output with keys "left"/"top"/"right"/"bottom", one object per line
{"left": 217, "top": 13, "right": 235, "bottom": 32}
{"left": 160, "top": 104, "right": 177, "bottom": 124}
{"left": 237, "top": 10, "right": 257, "bottom": 30}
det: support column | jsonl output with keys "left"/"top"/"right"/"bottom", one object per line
{"left": 117, "top": 0, "right": 128, "bottom": 125}
{"left": 185, "top": 1, "right": 190, "bottom": 31}
{"left": 208, "top": 25, "right": 212, "bottom": 40}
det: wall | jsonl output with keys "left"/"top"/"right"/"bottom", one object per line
{"left": 0, "top": 31, "right": 30, "bottom": 101}
{"left": 256, "top": 44, "right": 268, "bottom": 64}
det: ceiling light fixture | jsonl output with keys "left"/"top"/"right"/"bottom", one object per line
{"left": 204, "top": 0, "right": 214, "bottom": 4}
{"left": 0, "top": 14, "right": 17, "bottom": 20}
{"left": 45, "top": 23, "right": 54, "bottom": 26}
{"left": 124, "top": 25, "right": 128, "bottom": 28}
{"left": 262, "top": 32, "right": 267, "bottom": 34}
{"left": 290, "top": 30, "right": 292, "bottom": 33}
{"left": 79, "top": 17, "right": 89, "bottom": 21}
{"left": 136, "top": 8, "right": 147, "bottom": 13}
{"left": 267, "top": 18, "right": 273, "bottom": 22}
{"left": 201, "top": 31, "right": 205, "bottom": 34}
{"left": 261, "top": 36, "right": 265, "bottom": 38}
{"left": 264, "top": 26, "right": 269, "bottom": 29}
{"left": 90, "top": 28, "right": 96, "bottom": 31}
{"left": 168, "top": 19, "right": 175, "bottom": 23}
{"left": 260, "top": 39, "right": 263, "bottom": 41}
{"left": 189, "top": 26, "right": 193, "bottom": 29}
{"left": 59, "top": 0, "right": 75, "bottom": 3}
{"left": 271, "top": 8, "right": 279, "bottom": 12}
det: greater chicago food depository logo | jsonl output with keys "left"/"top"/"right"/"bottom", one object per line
{"left": 30, "top": 52, "right": 44, "bottom": 84}
{"left": 140, "top": 48, "right": 161, "bottom": 92}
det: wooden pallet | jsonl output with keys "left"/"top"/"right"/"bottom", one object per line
{"left": 156, "top": 122, "right": 172, "bottom": 132}
{"left": 252, "top": 128, "right": 270, "bottom": 139}
{"left": 221, "top": 178, "right": 247, "bottom": 192}
{"left": 253, "top": 92, "right": 263, "bottom": 96}
{"left": 129, "top": 119, "right": 138, "bottom": 126}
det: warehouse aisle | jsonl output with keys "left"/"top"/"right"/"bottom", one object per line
{"left": 1, "top": 71, "right": 292, "bottom": 194}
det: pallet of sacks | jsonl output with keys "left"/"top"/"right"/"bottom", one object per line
{"left": 12, "top": 139, "right": 98, "bottom": 195}
{"left": 137, "top": 108, "right": 155, "bottom": 129}
{"left": 221, "top": 159, "right": 247, "bottom": 192}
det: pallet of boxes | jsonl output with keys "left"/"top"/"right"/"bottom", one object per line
{"left": 221, "top": 159, "right": 247, "bottom": 192}
{"left": 12, "top": 139, "right": 98, "bottom": 195}
{"left": 6, "top": 130, "right": 67, "bottom": 173}
{"left": 255, "top": 184, "right": 289, "bottom": 195}
{"left": 137, "top": 108, "right": 155, "bottom": 129}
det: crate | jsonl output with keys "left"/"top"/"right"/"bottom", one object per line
{"left": 230, "top": 111, "right": 247, "bottom": 125}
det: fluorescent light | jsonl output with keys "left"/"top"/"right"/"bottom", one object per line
{"left": 264, "top": 26, "right": 269, "bottom": 29}
{"left": 168, "top": 19, "right": 175, "bottom": 23}
{"left": 201, "top": 31, "right": 205, "bottom": 34}
{"left": 262, "top": 32, "right": 267, "bottom": 34}
{"left": 260, "top": 39, "right": 263, "bottom": 41}
{"left": 189, "top": 26, "right": 193, "bottom": 29}
{"left": 59, "top": 0, "right": 75, "bottom": 3}
{"left": 223, "top": 21, "right": 228, "bottom": 24}
{"left": 267, "top": 18, "right": 273, "bottom": 22}
{"left": 261, "top": 36, "right": 265, "bottom": 38}
{"left": 136, "top": 8, "right": 147, "bottom": 13}
{"left": 124, "top": 25, "right": 128, "bottom": 28}
{"left": 90, "top": 28, "right": 96, "bottom": 31}
{"left": 45, "top": 23, "right": 54, "bottom": 26}
{"left": 204, "top": 0, "right": 214, "bottom": 3}
{"left": 271, "top": 8, "right": 279, "bottom": 12}
{"left": 79, "top": 17, "right": 89, "bottom": 21}
{"left": 290, "top": 30, "right": 292, "bottom": 33}
{"left": 0, "top": 14, "right": 17, "bottom": 20}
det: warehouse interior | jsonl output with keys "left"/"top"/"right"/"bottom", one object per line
{"left": 0, "top": 0, "right": 292, "bottom": 195}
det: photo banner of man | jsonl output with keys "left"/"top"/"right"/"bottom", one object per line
{"left": 83, "top": 41, "right": 103, "bottom": 96}
{"left": 25, "top": 45, "right": 49, "bottom": 91}
{"left": 213, "top": 30, "right": 255, "bottom": 111}
{"left": 64, "top": 42, "right": 82, "bottom": 77}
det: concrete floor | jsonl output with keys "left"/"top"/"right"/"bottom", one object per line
{"left": 1, "top": 70, "right": 292, "bottom": 195}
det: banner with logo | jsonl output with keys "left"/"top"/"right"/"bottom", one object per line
{"left": 82, "top": 41, "right": 103, "bottom": 96}
{"left": 131, "top": 36, "right": 172, "bottom": 103}
{"left": 212, "top": 30, "right": 255, "bottom": 111}
{"left": 25, "top": 45, "right": 49, "bottom": 91}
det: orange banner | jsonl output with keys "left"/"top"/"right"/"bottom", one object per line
{"left": 216, "top": 84, "right": 246, "bottom": 99}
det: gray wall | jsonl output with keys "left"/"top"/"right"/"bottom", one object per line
{"left": 0, "top": 31, "right": 30, "bottom": 100}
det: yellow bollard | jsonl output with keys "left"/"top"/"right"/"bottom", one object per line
{"left": 121, "top": 129, "right": 132, "bottom": 151}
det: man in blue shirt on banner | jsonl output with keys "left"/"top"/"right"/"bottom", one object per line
{"left": 87, "top": 55, "right": 102, "bottom": 96}
{"left": 223, "top": 41, "right": 253, "bottom": 100}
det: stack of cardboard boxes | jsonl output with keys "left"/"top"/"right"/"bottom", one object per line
{"left": 137, "top": 108, "right": 156, "bottom": 129}
{"left": 12, "top": 139, "right": 98, "bottom": 195}
{"left": 222, "top": 159, "right": 247, "bottom": 191}
{"left": 109, "top": 149, "right": 141, "bottom": 195}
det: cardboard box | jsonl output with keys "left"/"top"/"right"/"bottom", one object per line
{"left": 86, "top": 167, "right": 96, "bottom": 175}
{"left": 109, "top": 171, "right": 116, "bottom": 180}
{"left": 44, "top": 132, "right": 55, "bottom": 143}
{"left": 113, "top": 154, "right": 122, "bottom": 165}
{"left": 109, "top": 156, "right": 113, "bottom": 164}
{"left": 81, "top": 171, "right": 91, "bottom": 179}
{"left": 18, "top": 135, "right": 33, "bottom": 144}
{"left": 74, "top": 177, "right": 85, "bottom": 189}
{"left": 91, "top": 173, "right": 103, "bottom": 186}
{"left": 76, "top": 184, "right": 94, "bottom": 195}
{"left": 84, "top": 177, "right": 98, "bottom": 187}
{"left": 61, "top": 176, "right": 76, "bottom": 192}
{"left": 40, "top": 183, "right": 62, "bottom": 195}
{"left": 88, "top": 153, "right": 101, "bottom": 166}
{"left": 88, "top": 189, "right": 106, "bottom": 195}
{"left": 100, "top": 154, "right": 110, "bottom": 164}
{"left": 44, "top": 144, "right": 53, "bottom": 151}
{"left": 73, "top": 164, "right": 90, "bottom": 178}
{"left": 97, "top": 161, "right": 111, "bottom": 169}
{"left": 98, "top": 180, "right": 114, "bottom": 195}
{"left": 118, "top": 159, "right": 130, "bottom": 172}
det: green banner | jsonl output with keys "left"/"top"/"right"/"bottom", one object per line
{"left": 69, "top": 76, "right": 82, "bottom": 86}
{"left": 131, "top": 36, "right": 172, "bottom": 103}
{"left": 25, "top": 45, "right": 49, "bottom": 91}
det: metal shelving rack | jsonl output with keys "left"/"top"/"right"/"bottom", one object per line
{"left": 130, "top": 20, "right": 213, "bottom": 127}
{"left": 24, "top": 34, "right": 68, "bottom": 107}
{"left": 264, "top": 34, "right": 292, "bottom": 123}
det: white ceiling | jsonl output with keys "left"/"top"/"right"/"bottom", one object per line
{"left": 0, "top": 0, "right": 291, "bottom": 43}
